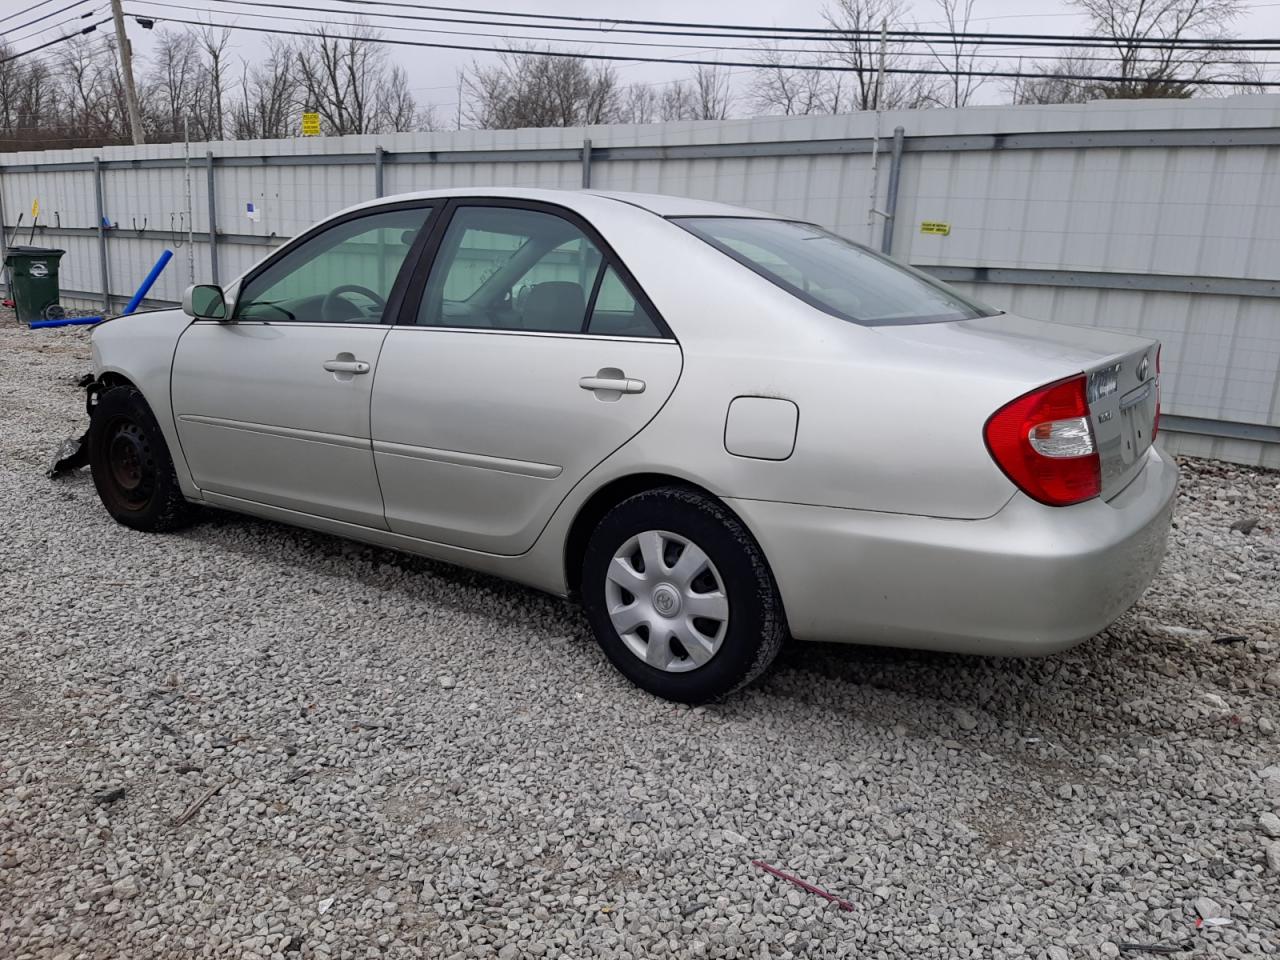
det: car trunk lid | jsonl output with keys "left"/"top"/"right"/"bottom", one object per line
{"left": 872, "top": 313, "right": 1160, "bottom": 501}
{"left": 1086, "top": 345, "right": 1159, "bottom": 498}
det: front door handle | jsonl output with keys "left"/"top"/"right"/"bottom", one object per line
{"left": 323, "top": 359, "right": 370, "bottom": 374}
{"left": 579, "top": 375, "right": 645, "bottom": 395}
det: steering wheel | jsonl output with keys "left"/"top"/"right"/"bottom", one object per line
{"left": 322, "top": 284, "right": 387, "bottom": 323}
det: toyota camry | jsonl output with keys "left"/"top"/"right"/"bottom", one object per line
{"left": 75, "top": 188, "right": 1176, "bottom": 703}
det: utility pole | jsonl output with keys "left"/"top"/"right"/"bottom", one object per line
{"left": 110, "top": 0, "right": 145, "bottom": 145}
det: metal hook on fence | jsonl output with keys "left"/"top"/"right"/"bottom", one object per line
{"left": 132, "top": 216, "right": 147, "bottom": 235}
{"left": 54, "top": 211, "right": 61, "bottom": 229}
{"left": 171, "top": 212, "right": 186, "bottom": 247}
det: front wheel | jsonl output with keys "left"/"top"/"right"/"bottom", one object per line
{"left": 581, "top": 487, "right": 787, "bottom": 703}
{"left": 89, "top": 386, "right": 196, "bottom": 532}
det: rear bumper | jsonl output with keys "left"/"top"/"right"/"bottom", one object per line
{"left": 727, "top": 445, "right": 1178, "bottom": 655}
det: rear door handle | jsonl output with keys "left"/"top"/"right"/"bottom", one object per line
{"left": 579, "top": 376, "right": 645, "bottom": 394}
{"left": 323, "top": 359, "right": 370, "bottom": 374}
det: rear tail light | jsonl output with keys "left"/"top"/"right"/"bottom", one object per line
{"left": 1152, "top": 346, "right": 1161, "bottom": 440}
{"left": 984, "top": 375, "right": 1101, "bottom": 507}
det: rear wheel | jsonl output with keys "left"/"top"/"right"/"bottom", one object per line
{"left": 581, "top": 487, "right": 787, "bottom": 703}
{"left": 89, "top": 386, "right": 196, "bottom": 532}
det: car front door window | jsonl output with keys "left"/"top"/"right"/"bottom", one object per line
{"left": 236, "top": 206, "right": 431, "bottom": 324}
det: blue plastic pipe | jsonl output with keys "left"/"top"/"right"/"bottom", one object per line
{"left": 28, "top": 248, "right": 173, "bottom": 330}
{"left": 122, "top": 248, "right": 173, "bottom": 315}
{"left": 29, "top": 316, "right": 104, "bottom": 329}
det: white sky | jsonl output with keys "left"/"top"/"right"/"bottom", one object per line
{"left": 9, "top": 0, "right": 1280, "bottom": 120}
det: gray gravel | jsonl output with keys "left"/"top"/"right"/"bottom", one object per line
{"left": 2, "top": 312, "right": 1278, "bottom": 960}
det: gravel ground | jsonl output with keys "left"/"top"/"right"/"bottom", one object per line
{"left": 1, "top": 312, "right": 1278, "bottom": 960}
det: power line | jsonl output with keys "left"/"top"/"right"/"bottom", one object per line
{"left": 6, "top": 5, "right": 103, "bottom": 48}
{"left": 0, "top": 17, "right": 109, "bottom": 64}
{"left": 142, "top": 0, "right": 1280, "bottom": 54}
{"left": 0, "top": 0, "right": 95, "bottom": 36}
{"left": 0, "top": 0, "right": 65, "bottom": 26}
{"left": 144, "top": 0, "right": 915, "bottom": 46}
{"left": 126, "top": 12, "right": 1280, "bottom": 86}
{"left": 133, "top": 0, "right": 1074, "bottom": 60}
{"left": 5, "top": 36, "right": 113, "bottom": 75}
{"left": 132, "top": 1, "right": 1280, "bottom": 71}
{"left": 201, "top": 0, "right": 1280, "bottom": 48}
{"left": 140, "top": 0, "right": 851, "bottom": 56}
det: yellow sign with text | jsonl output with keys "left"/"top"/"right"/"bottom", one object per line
{"left": 920, "top": 221, "right": 951, "bottom": 236}
{"left": 301, "top": 112, "right": 321, "bottom": 137}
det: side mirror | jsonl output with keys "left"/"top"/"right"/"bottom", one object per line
{"left": 183, "top": 283, "right": 228, "bottom": 320}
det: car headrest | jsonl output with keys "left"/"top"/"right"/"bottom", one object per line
{"left": 523, "top": 281, "right": 585, "bottom": 332}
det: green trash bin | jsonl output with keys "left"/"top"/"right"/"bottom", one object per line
{"left": 4, "top": 246, "right": 65, "bottom": 323}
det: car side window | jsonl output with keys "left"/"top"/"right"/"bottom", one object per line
{"left": 587, "top": 266, "right": 663, "bottom": 338}
{"left": 236, "top": 206, "right": 431, "bottom": 324}
{"left": 417, "top": 206, "right": 605, "bottom": 333}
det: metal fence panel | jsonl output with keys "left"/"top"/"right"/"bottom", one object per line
{"left": 3, "top": 96, "right": 1280, "bottom": 463}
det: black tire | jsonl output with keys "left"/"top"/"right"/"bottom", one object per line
{"left": 581, "top": 486, "right": 787, "bottom": 704}
{"left": 89, "top": 386, "right": 196, "bottom": 532}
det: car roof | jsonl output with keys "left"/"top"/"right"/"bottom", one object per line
{"left": 585, "top": 190, "right": 787, "bottom": 219}
{"left": 339, "top": 187, "right": 785, "bottom": 221}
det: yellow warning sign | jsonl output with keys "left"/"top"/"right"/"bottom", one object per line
{"left": 920, "top": 221, "right": 951, "bottom": 236}
{"left": 31, "top": 198, "right": 39, "bottom": 219}
{"left": 301, "top": 112, "right": 321, "bottom": 137}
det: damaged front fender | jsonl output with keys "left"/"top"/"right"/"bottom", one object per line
{"left": 46, "top": 373, "right": 101, "bottom": 479}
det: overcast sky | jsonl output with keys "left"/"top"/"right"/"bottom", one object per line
{"left": 22, "top": 0, "right": 1280, "bottom": 121}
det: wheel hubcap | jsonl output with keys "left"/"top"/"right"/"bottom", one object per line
{"left": 604, "top": 530, "right": 729, "bottom": 673}
{"left": 652, "top": 584, "right": 681, "bottom": 617}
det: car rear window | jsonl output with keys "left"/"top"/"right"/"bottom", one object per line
{"left": 674, "top": 217, "right": 997, "bottom": 326}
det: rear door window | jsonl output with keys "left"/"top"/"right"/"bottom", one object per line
{"left": 587, "top": 266, "right": 663, "bottom": 338}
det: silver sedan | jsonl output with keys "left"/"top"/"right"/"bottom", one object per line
{"left": 80, "top": 188, "right": 1176, "bottom": 703}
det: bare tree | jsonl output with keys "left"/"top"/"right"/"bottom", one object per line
{"left": 1012, "top": 55, "right": 1102, "bottom": 104}
{"left": 1013, "top": 0, "right": 1258, "bottom": 103}
{"left": 923, "top": 0, "right": 987, "bottom": 107}
{"left": 231, "top": 39, "right": 301, "bottom": 140}
{"left": 750, "top": 44, "right": 844, "bottom": 116}
{"left": 618, "top": 83, "right": 659, "bottom": 123}
{"left": 637, "top": 67, "right": 736, "bottom": 122}
{"left": 659, "top": 81, "right": 697, "bottom": 120}
{"left": 689, "top": 65, "right": 734, "bottom": 120}
{"left": 146, "top": 29, "right": 205, "bottom": 140}
{"left": 3, "top": 23, "right": 428, "bottom": 149}
{"left": 463, "top": 48, "right": 620, "bottom": 128}
{"left": 1081, "top": 0, "right": 1247, "bottom": 93}
{"left": 824, "top": 0, "right": 940, "bottom": 110}
{"left": 0, "top": 44, "right": 52, "bottom": 136}
{"left": 581, "top": 62, "right": 621, "bottom": 125}
{"left": 198, "top": 27, "right": 232, "bottom": 140}
{"left": 294, "top": 26, "right": 426, "bottom": 134}
{"left": 55, "top": 36, "right": 127, "bottom": 143}
{"left": 384, "top": 64, "right": 437, "bottom": 131}
{"left": 747, "top": 0, "right": 938, "bottom": 116}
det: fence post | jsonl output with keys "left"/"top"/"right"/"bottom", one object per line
{"left": 205, "top": 151, "right": 219, "bottom": 284}
{"left": 375, "top": 146, "right": 385, "bottom": 198}
{"left": 581, "top": 138, "right": 592, "bottom": 188}
{"left": 880, "top": 126, "right": 905, "bottom": 256}
{"left": 94, "top": 157, "right": 110, "bottom": 313}
{"left": 0, "top": 174, "right": 8, "bottom": 295}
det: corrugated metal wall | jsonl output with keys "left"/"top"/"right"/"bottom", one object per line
{"left": 3, "top": 96, "right": 1279, "bottom": 466}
